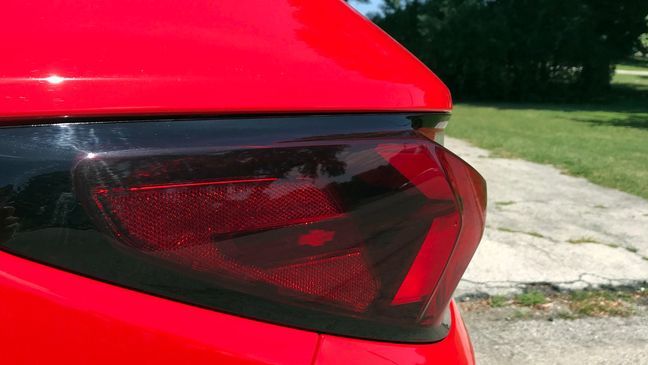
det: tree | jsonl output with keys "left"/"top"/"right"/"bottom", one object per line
{"left": 372, "top": 0, "right": 648, "bottom": 100}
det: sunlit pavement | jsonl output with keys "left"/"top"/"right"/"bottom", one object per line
{"left": 445, "top": 137, "right": 648, "bottom": 297}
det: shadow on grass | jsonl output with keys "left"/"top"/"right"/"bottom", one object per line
{"left": 459, "top": 80, "right": 648, "bottom": 131}
{"left": 461, "top": 99, "right": 646, "bottom": 115}
{"left": 571, "top": 115, "right": 648, "bottom": 130}
{"left": 618, "top": 56, "right": 648, "bottom": 69}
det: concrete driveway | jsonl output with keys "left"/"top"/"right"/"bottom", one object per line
{"left": 462, "top": 309, "right": 648, "bottom": 365}
{"left": 445, "top": 137, "right": 648, "bottom": 364}
{"left": 446, "top": 137, "right": 648, "bottom": 297}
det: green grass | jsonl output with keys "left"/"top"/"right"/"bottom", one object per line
{"left": 568, "top": 290, "right": 634, "bottom": 317}
{"left": 515, "top": 291, "right": 547, "bottom": 307}
{"left": 447, "top": 85, "right": 648, "bottom": 198}
{"left": 616, "top": 56, "right": 648, "bottom": 72}
{"left": 495, "top": 200, "right": 515, "bottom": 206}
{"left": 567, "top": 237, "right": 624, "bottom": 249}
{"left": 461, "top": 288, "right": 647, "bottom": 319}
{"left": 567, "top": 237, "right": 600, "bottom": 244}
{"left": 489, "top": 295, "right": 507, "bottom": 308}
{"left": 613, "top": 74, "right": 648, "bottom": 92}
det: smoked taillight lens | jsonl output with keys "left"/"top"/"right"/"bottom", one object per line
{"left": 0, "top": 114, "right": 485, "bottom": 342}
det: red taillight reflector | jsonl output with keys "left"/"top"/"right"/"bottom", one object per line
{"left": 73, "top": 130, "right": 485, "bottom": 341}
{"left": 422, "top": 148, "right": 487, "bottom": 323}
{"left": 376, "top": 143, "right": 454, "bottom": 200}
{"left": 91, "top": 176, "right": 378, "bottom": 310}
{"left": 266, "top": 249, "right": 377, "bottom": 311}
{"left": 93, "top": 178, "right": 342, "bottom": 250}
{"left": 391, "top": 213, "right": 459, "bottom": 306}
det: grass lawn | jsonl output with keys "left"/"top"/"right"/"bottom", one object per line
{"left": 616, "top": 56, "right": 648, "bottom": 72}
{"left": 446, "top": 76, "right": 648, "bottom": 199}
{"left": 613, "top": 73, "right": 648, "bottom": 92}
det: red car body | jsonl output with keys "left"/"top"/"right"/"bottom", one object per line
{"left": 0, "top": 1, "right": 479, "bottom": 364}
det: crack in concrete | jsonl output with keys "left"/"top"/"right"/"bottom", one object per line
{"left": 458, "top": 274, "right": 648, "bottom": 298}
{"left": 446, "top": 137, "right": 648, "bottom": 298}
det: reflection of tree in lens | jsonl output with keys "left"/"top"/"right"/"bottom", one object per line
{"left": 12, "top": 172, "right": 93, "bottom": 231}
{"left": 80, "top": 145, "right": 349, "bottom": 189}
{"left": 201, "top": 145, "right": 348, "bottom": 179}
{"left": 0, "top": 185, "right": 18, "bottom": 242}
{"left": 0, "top": 206, "right": 19, "bottom": 243}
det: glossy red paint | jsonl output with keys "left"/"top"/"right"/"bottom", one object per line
{"left": 0, "top": 251, "right": 473, "bottom": 365}
{"left": 0, "top": 0, "right": 450, "bottom": 120}
{"left": 0, "top": 1, "right": 477, "bottom": 363}
{"left": 314, "top": 302, "right": 475, "bottom": 365}
{"left": 0, "top": 251, "right": 319, "bottom": 365}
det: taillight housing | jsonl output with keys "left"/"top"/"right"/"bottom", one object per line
{"left": 0, "top": 114, "right": 485, "bottom": 342}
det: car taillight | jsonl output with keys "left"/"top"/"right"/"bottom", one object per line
{"left": 0, "top": 114, "right": 485, "bottom": 342}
